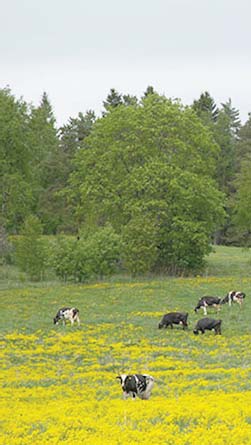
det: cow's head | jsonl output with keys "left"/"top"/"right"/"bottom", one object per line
{"left": 116, "top": 374, "right": 135, "bottom": 392}
{"left": 236, "top": 292, "right": 246, "bottom": 299}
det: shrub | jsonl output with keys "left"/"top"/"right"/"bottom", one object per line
{"left": 50, "top": 225, "right": 122, "bottom": 282}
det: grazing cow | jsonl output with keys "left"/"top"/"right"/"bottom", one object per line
{"left": 193, "top": 318, "right": 222, "bottom": 335}
{"left": 116, "top": 374, "right": 154, "bottom": 400}
{"left": 194, "top": 296, "right": 221, "bottom": 315}
{"left": 53, "top": 307, "right": 80, "bottom": 326}
{"left": 158, "top": 312, "right": 188, "bottom": 330}
{"left": 221, "top": 290, "right": 246, "bottom": 307}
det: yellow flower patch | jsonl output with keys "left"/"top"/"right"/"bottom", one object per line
{"left": 1, "top": 324, "right": 251, "bottom": 444}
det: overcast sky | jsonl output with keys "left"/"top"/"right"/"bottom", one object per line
{"left": 1, "top": 0, "right": 250, "bottom": 126}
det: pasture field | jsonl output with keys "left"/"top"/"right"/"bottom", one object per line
{"left": 1, "top": 248, "right": 251, "bottom": 444}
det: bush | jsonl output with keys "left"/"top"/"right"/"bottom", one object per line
{"left": 50, "top": 225, "right": 122, "bottom": 282}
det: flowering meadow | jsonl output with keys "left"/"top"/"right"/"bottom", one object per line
{"left": 1, "top": 275, "right": 251, "bottom": 444}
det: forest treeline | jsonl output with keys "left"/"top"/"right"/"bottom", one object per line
{"left": 1, "top": 85, "right": 251, "bottom": 278}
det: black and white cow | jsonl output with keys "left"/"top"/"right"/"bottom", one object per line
{"left": 53, "top": 307, "right": 80, "bottom": 326}
{"left": 194, "top": 296, "right": 222, "bottom": 315}
{"left": 158, "top": 312, "right": 188, "bottom": 329}
{"left": 221, "top": 290, "right": 246, "bottom": 307}
{"left": 193, "top": 318, "right": 222, "bottom": 335}
{"left": 116, "top": 374, "right": 154, "bottom": 400}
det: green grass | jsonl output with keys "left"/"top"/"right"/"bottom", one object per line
{"left": 205, "top": 245, "right": 251, "bottom": 276}
{"left": 0, "top": 273, "right": 251, "bottom": 336}
{"left": 0, "top": 245, "right": 251, "bottom": 381}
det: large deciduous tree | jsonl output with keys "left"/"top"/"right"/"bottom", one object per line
{"left": 66, "top": 93, "right": 225, "bottom": 274}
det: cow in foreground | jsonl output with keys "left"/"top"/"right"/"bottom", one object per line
{"left": 193, "top": 318, "right": 222, "bottom": 335}
{"left": 194, "top": 296, "right": 221, "bottom": 315}
{"left": 221, "top": 290, "right": 246, "bottom": 307}
{"left": 53, "top": 307, "right": 80, "bottom": 326}
{"left": 116, "top": 374, "right": 154, "bottom": 400}
{"left": 158, "top": 312, "right": 188, "bottom": 330}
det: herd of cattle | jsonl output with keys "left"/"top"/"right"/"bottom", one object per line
{"left": 53, "top": 289, "right": 246, "bottom": 400}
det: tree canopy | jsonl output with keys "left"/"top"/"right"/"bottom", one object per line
{"left": 65, "top": 93, "right": 225, "bottom": 273}
{"left": 2, "top": 85, "right": 251, "bottom": 276}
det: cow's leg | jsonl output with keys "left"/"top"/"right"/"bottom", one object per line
{"left": 203, "top": 305, "right": 207, "bottom": 315}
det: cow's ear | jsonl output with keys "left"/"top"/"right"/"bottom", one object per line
{"left": 116, "top": 375, "right": 121, "bottom": 380}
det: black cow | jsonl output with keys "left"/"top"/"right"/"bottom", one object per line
{"left": 194, "top": 296, "right": 221, "bottom": 315}
{"left": 116, "top": 374, "right": 154, "bottom": 400}
{"left": 221, "top": 290, "right": 246, "bottom": 307}
{"left": 158, "top": 312, "right": 188, "bottom": 329}
{"left": 193, "top": 318, "right": 222, "bottom": 335}
{"left": 53, "top": 307, "right": 80, "bottom": 326}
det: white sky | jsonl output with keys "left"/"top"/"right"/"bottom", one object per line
{"left": 1, "top": 0, "right": 250, "bottom": 126}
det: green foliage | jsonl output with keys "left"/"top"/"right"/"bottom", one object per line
{"left": 214, "top": 101, "right": 241, "bottom": 193}
{"left": 50, "top": 226, "right": 122, "bottom": 281}
{"left": 66, "top": 93, "right": 225, "bottom": 274}
{"left": 13, "top": 215, "right": 47, "bottom": 280}
{"left": 2, "top": 84, "right": 250, "bottom": 263}
{"left": 192, "top": 91, "right": 219, "bottom": 125}
{"left": 121, "top": 216, "right": 159, "bottom": 275}
{"left": 233, "top": 157, "right": 251, "bottom": 243}
{"left": 231, "top": 115, "right": 251, "bottom": 245}
{"left": 192, "top": 93, "right": 242, "bottom": 246}
{"left": 103, "top": 88, "right": 123, "bottom": 112}
{"left": 0, "top": 87, "right": 33, "bottom": 232}
{"left": 28, "top": 92, "right": 63, "bottom": 233}
{"left": 59, "top": 110, "right": 96, "bottom": 155}
{"left": 235, "top": 113, "right": 251, "bottom": 171}
{"left": 48, "top": 236, "right": 77, "bottom": 281}
{"left": 2, "top": 173, "right": 34, "bottom": 231}
{"left": 103, "top": 88, "right": 138, "bottom": 114}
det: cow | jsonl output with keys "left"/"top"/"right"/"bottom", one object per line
{"left": 53, "top": 307, "right": 80, "bottom": 326}
{"left": 116, "top": 374, "right": 154, "bottom": 400}
{"left": 193, "top": 318, "right": 222, "bottom": 335}
{"left": 194, "top": 296, "right": 222, "bottom": 315}
{"left": 221, "top": 290, "right": 246, "bottom": 307}
{"left": 158, "top": 312, "right": 188, "bottom": 329}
